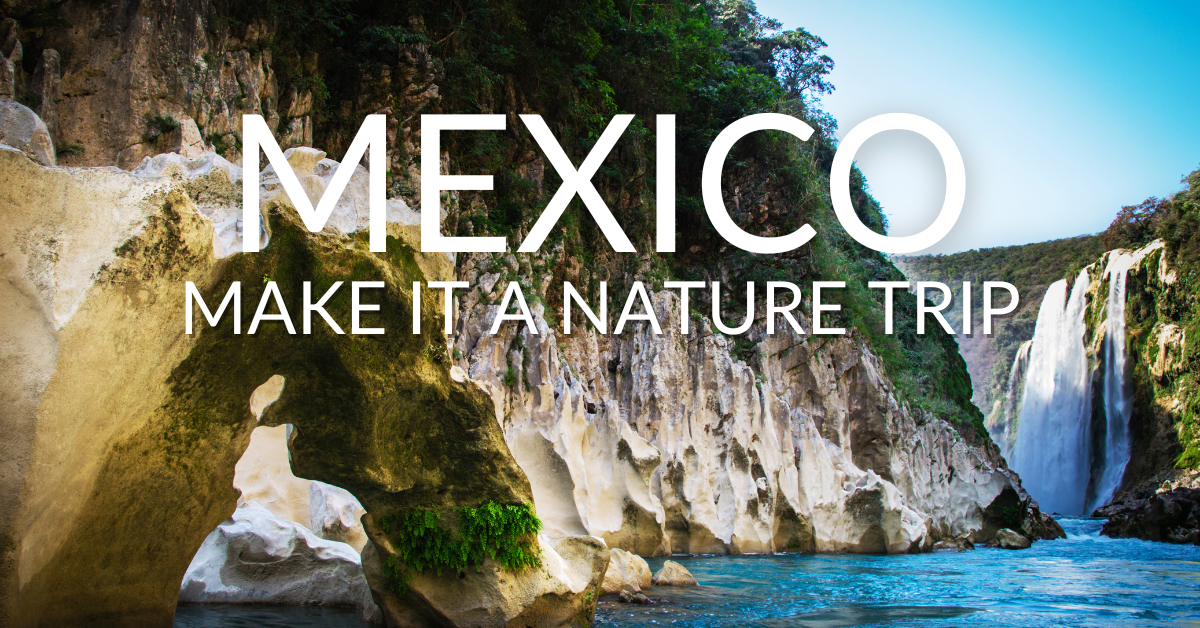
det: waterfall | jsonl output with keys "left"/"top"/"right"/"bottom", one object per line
{"left": 1003, "top": 246, "right": 1151, "bottom": 515}
{"left": 986, "top": 340, "right": 1032, "bottom": 462}
{"left": 1089, "top": 253, "right": 1136, "bottom": 511}
{"left": 1009, "top": 270, "right": 1093, "bottom": 515}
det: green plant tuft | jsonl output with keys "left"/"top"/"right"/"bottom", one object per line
{"left": 143, "top": 113, "right": 180, "bottom": 143}
{"left": 380, "top": 502, "right": 542, "bottom": 594}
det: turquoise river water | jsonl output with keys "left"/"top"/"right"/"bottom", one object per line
{"left": 173, "top": 518, "right": 1200, "bottom": 628}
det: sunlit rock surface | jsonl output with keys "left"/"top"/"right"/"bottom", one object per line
{"left": 455, "top": 277, "right": 1053, "bottom": 555}
{"left": 0, "top": 144, "right": 606, "bottom": 627}
{"left": 180, "top": 505, "right": 382, "bottom": 623}
{"left": 600, "top": 548, "right": 652, "bottom": 594}
{"left": 651, "top": 560, "right": 697, "bottom": 586}
{"left": 231, "top": 420, "right": 371, "bottom": 553}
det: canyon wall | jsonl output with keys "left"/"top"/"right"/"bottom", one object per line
{"left": 452, "top": 254, "right": 1060, "bottom": 556}
{"left": 0, "top": 145, "right": 606, "bottom": 627}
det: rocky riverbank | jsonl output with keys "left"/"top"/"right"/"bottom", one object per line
{"left": 1095, "top": 472, "right": 1200, "bottom": 545}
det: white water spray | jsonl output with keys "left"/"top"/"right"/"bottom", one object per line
{"left": 987, "top": 340, "right": 1032, "bottom": 462}
{"left": 1010, "top": 270, "right": 1093, "bottom": 515}
{"left": 1089, "top": 253, "right": 1136, "bottom": 512}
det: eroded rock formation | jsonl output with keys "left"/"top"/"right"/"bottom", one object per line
{"left": 0, "top": 142, "right": 606, "bottom": 627}
{"left": 454, "top": 278, "right": 1061, "bottom": 557}
{"left": 179, "top": 417, "right": 381, "bottom": 620}
{"left": 179, "top": 504, "right": 382, "bottom": 622}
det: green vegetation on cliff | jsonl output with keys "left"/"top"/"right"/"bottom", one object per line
{"left": 380, "top": 502, "right": 543, "bottom": 592}
{"left": 1119, "top": 169, "right": 1200, "bottom": 472}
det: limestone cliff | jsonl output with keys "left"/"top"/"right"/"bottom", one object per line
{"left": 0, "top": 145, "right": 606, "bottom": 627}
{"left": 451, "top": 269, "right": 1059, "bottom": 556}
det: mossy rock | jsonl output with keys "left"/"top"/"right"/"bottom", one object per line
{"left": 6, "top": 192, "right": 539, "bottom": 625}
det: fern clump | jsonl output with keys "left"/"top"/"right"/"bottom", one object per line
{"left": 380, "top": 502, "right": 542, "bottom": 593}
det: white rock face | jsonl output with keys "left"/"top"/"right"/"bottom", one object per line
{"left": 234, "top": 424, "right": 315, "bottom": 530}
{"left": 0, "top": 102, "right": 55, "bottom": 166}
{"left": 455, "top": 285, "right": 1017, "bottom": 556}
{"left": 309, "top": 481, "right": 369, "bottom": 553}
{"left": 601, "top": 547, "right": 652, "bottom": 594}
{"left": 232, "top": 419, "right": 371, "bottom": 552}
{"left": 651, "top": 560, "right": 697, "bottom": 586}
{"left": 180, "top": 505, "right": 382, "bottom": 623}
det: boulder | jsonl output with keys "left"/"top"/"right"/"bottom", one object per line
{"left": 0, "top": 101, "right": 55, "bottom": 166}
{"left": 617, "top": 589, "right": 654, "bottom": 605}
{"left": 651, "top": 560, "right": 698, "bottom": 586}
{"left": 366, "top": 534, "right": 610, "bottom": 627}
{"left": 977, "top": 485, "right": 1065, "bottom": 543}
{"left": 157, "top": 117, "right": 209, "bottom": 158}
{"left": 601, "top": 547, "right": 653, "bottom": 594}
{"left": 932, "top": 536, "right": 974, "bottom": 552}
{"left": 179, "top": 505, "right": 382, "bottom": 624}
{"left": 1020, "top": 496, "right": 1067, "bottom": 540}
{"left": 987, "top": 528, "right": 1032, "bottom": 550}
{"left": 1100, "top": 487, "right": 1200, "bottom": 544}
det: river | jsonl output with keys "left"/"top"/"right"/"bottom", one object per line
{"left": 174, "top": 518, "right": 1200, "bottom": 628}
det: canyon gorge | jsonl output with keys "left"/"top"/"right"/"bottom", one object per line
{"left": 10, "top": 1, "right": 1200, "bottom": 627}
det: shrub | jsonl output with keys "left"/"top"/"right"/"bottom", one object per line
{"left": 143, "top": 113, "right": 180, "bottom": 143}
{"left": 1100, "top": 197, "right": 1168, "bottom": 251}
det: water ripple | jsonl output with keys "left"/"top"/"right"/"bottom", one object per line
{"left": 598, "top": 518, "right": 1200, "bottom": 628}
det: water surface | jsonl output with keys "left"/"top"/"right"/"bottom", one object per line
{"left": 598, "top": 518, "right": 1200, "bottom": 627}
{"left": 174, "top": 518, "right": 1200, "bottom": 627}
{"left": 173, "top": 603, "right": 365, "bottom": 627}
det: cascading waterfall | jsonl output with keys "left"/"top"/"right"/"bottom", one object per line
{"left": 1009, "top": 271, "right": 1093, "bottom": 515}
{"left": 1004, "top": 247, "right": 1150, "bottom": 515}
{"left": 1090, "top": 252, "right": 1136, "bottom": 512}
{"left": 986, "top": 340, "right": 1032, "bottom": 462}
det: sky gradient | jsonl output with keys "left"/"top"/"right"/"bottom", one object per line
{"left": 756, "top": 0, "right": 1200, "bottom": 254}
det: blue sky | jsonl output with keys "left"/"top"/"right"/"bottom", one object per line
{"left": 755, "top": 0, "right": 1200, "bottom": 254}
